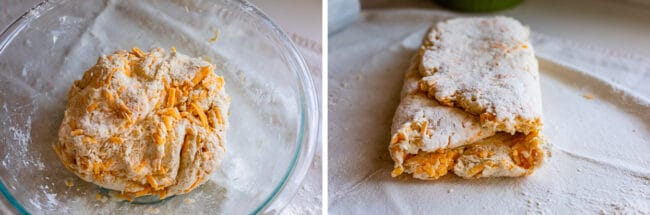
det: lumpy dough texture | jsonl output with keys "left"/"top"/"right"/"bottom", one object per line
{"left": 54, "top": 47, "right": 230, "bottom": 199}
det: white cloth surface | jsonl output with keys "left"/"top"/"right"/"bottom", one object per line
{"left": 329, "top": 9, "right": 650, "bottom": 214}
{"left": 0, "top": 1, "right": 322, "bottom": 214}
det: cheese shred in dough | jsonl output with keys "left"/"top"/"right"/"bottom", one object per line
{"left": 389, "top": 17, "right": 550, "bottom": 180}
{"left": 54, "top": 47, "right": 230, "bottom": 199}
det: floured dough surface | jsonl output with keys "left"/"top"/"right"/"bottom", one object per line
{"left": 390, "top": 17, "right": 549, "bottom": 180}
{"left": 418, "top": 16, "right": 542, "bottom": 134}
{"left": 54, "top": 47, "right": 230, "bottom": 199}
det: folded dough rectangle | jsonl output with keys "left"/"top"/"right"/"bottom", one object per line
{"left": 389, "top": 16, "right": 549, "bottom": 180}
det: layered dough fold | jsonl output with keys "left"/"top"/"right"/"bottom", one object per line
{"left": 389, "top": 17, "right": 549, "bottom": 180}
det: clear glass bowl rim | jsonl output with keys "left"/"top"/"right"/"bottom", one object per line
{"left": 0, "top": 0, "right": 319, "bottom": 214}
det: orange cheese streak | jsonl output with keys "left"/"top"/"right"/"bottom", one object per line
{"left": 114, "top": 192, "right": 134, "bottom": 202}
{"left": 109, "top": 136, "right": 123, "bottom": 144}
{"left": 103, "top": 90, "right": 113, "bottom": 104}
{"left": 117, "top": 86, "right": 126, "bottom": 94}
{"left": 192, "top": 102, "right": 209, "bottom": 128}
{"left": 216, "top": 76, "right": 224, "bottom": 90}
{"left": 71, "top": 129, "right": 84, "bottom": 136}
{"left": 69, "top": 120, "right": 76, "bottom": 130}
{"left": 163, "top": 115, "right": 173, "bottom": 132}
{"left": 159, "top": 167, "right": 167, "bottom": 174}
{"left": 105, "top": 68, "right": 117, "bottom": 86}
{"left": 120, "top": 54, "right": 134, "bottom": 77}
{"left": 131, "top": 47, "right": 145, "bottom": 58}
{"left": 123, "top": 65, "right": 133, "bottom": 77}
{"left": 154, "top": 131, "right": 165, "bottom": 145}
{"left": 92, "top": 161, "right": 101, "bottom": 175}
{"left": 162, "top": 78, "right": 170, "bottom": 89}
{"left": 213, "top": 107, "right": 223, "bottom": 125}
{"left": 166, "top": 88, "right": 176, "bottom": 107}
{"left": 134, "top": 161, "right": 147, "bottom": 174}
{"left": 83, "top": 136, "right": 97, "bottom": 144}
{"left": 133, "top": 187, "right": 152, "bottom": 197}
{"left": 192, "top": 66, "right": 212, "bottom": 86}
{"left": 184, "top": 177, "right": 203, "bottom": 193}
{"left": 467, "top": 164, "right": 486, "bottom": 177}
{"left": 102, "top": 159, "right": 114, "bottom": 170}
{"left": 159, "top": 189, "right": 168, "bottom": 199}
{"left": 146, "top": 175, "right": 159, "bottom": 189}
{"left": 159, "top": 108, "right": 181, "bottom": 119}
{"left": 86, "top": 102, "right": 98, "bottom": 112}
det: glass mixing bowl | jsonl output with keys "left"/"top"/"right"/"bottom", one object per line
{"left": 0, "top": 0, "right": 318, "bottom": 213}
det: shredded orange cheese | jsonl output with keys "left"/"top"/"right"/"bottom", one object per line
{"left": 213, "top": 107, "right": 223, "bottom": 126}
{"left": 71, "top": 129, "right": 84, "bottom": 136}
{"left": 69, "top": 120, "right": 76, "bottom": 130}
{"left": 159, "top": 189, "right": 168, "bottom": 199}
{"left": 162, "top": 77, "right": 170, "bottom": 89}
{"left": 92, "top": 161, "right": 101, "bottom": 175}
{"left": 133, "top": 187, "right": 152, "bottom": 197}
{"left": 192, "top": 66, "right": 212, "bottom": 86}
{"left": 154, "top": 131, "right": 165, "bottom": 145}
{"left": 121, "top": 111, "right": 133, "bottom": 125}
{"left": 122, "top": 62, "right": 133, "bottom": 77}
{"left": 402, "top": 149, "right": 459, "bottom": 179}
{"left": 180, "top": 83, "right": 192, "bottom": 97}
{"left": 109, "top": 136, "right": 123, "bottom": 144}
{"left": 170, "top": 46, "right": 176, "bottom": 53}
{"left": 105, "top": 68, "right": 117, "bottom": 85}
{"left": 117, "top": 85, "right": 126, "bottom": 94}
{"left": 83, "top": 136, "right": 97, "bottom": 144}
{"left": 159, "top": 108, "right": 181, "bottom": 119}
{"left": 201, "top": 76, "right": 214, "bottom": 88}
{"left": 132, "top": 47, "right": 145, "bottom": 58}
{"left": 103, "top": 89, "right": 114, "bottom": 104}
{"left": 162, "top": 115, "right": 173, "bottom": 132}
{"left": 216, "top": 76, "right": 224, "bottom": 90}
{"left": 135, "top": 161, "right": 147, "bottom": 174}
{"left": 159, "top": 167, "right": 167, "bottom": 174}
{"left": 420, "top": 120, "right": 428, "bottom": 134}
{"left": 146, "top": 175, "right": 159, "bottom": 189}
{"left": 180, "top": 111, "right": 190, "bottom": 117}
{"left": 86, "top": 102, "right": 98, "bottom": 112}
{"left": 115, "top": 192, "right": 134, "bottom": 202}
{"left": 101, "top": 159, "right": 114, "bottom": 170}
{"left": 467, "top": 164, "right": 486, "bottom": 178}
{"left": 207, "top": 109, "right": 217, "bottom": 128}
{"left": 391, "top": 166, "right": 404, "bottom": 177}
{"left": 192, "top": 102, "right": 209, "bottom": 128}
{"left": 166, "top": 88, "right": 176, "bottom": 108}
{"left": 184, "top": 177, "right": 203, "bottom": 193}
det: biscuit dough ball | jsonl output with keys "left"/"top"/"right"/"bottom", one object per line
{"left": 54, "top": 47, "right": 230, "bottom": 199}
